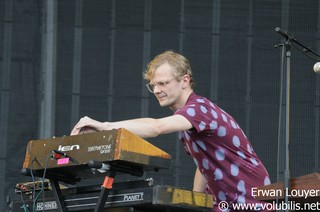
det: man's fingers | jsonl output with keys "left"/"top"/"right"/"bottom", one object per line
{"left": 70, "top": 116, "right": 95, "bottom": 135}
{"left": 70, "top": 121, "right": 85, "bottom": 135}
{"left": 70, "top": 127, "right": 81, "bottom": 135}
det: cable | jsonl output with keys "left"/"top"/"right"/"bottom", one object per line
{"left": 39, "top": 152, "right": 51, "bottom": 212}
{"left": 29, "top": 152, "right": 52, "bottom": 212}
{"left": 29, "top": 159, "right": 37, "bottom": 212}
{"left": 17, "top": 186, "right": 29, "bottom": 212}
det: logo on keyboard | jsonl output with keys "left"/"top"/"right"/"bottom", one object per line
{"left": 106, "top": 192, "right": 144, "bottom": 204}
{"left": 88, "top": 144, "right": 112, "bottom": 154}
{"left": 124, "top": 193, "right": 144, "bottom": 201}
{"left": 58, "top": 144, "right": 80, "bottom": 152}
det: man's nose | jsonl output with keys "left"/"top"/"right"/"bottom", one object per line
{"left": 153, "top": 84, "right": 162, "bottom": 93}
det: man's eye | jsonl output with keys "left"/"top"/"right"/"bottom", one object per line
{"left": 158, "top": 82, "right": 166, "bottom": 86}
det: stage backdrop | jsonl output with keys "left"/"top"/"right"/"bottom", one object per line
{"left": 1, "top": 0, "right": 320, "bottom": 210}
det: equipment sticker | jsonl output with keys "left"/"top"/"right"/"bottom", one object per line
{"left": 36, "top": 201, "right": 58, "bottom": 210}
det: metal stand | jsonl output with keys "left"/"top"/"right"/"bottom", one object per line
{"left": 275, "top": 27, "right": 320, "bottom": 212}
{"left": 50, "top": 179, "right": 67, "bottom": 212}
{"left": 46, "top": 161, "right": 145, "bottom": 212}
{"left": 88, "top": 160, "right": 144, "bottom": 212}
{"left": 94, "top": 170, "right": 116, "bottom": 212}
{"left": 275, "top": 28, "right": 292, "bottom": 212}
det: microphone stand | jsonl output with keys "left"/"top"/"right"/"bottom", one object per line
{"left": 275, "top": 28, "right": 291, "bottom": 212}
{"left": 275, "top": 27, "right": 320, "bottom": 212}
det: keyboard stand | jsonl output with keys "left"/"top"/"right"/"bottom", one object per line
{"left": 94, "top": 170, "right": 116, "bottom": 212}
{"left": 89, "top": 161, "right": 145, "bottom": 212}
{"left": 50, "top": 178, "right": 67, "bottom": 212}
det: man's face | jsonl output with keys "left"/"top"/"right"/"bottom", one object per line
{"left": 149, "top": 63, "right": 183, "bottom": 109}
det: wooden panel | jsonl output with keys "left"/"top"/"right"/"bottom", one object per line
{"left": 256, "top": 172, "right": 320, "bottom": 202}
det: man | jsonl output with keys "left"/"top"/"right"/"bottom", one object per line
{"left": 71, "top": 50, "right": 271, "bottom": 211}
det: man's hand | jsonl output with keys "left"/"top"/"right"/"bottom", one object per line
{"left": 70, "top": 116, "right": 106, "bottom": 135}
{"left": 78, "top": 126, "right": 97, "bottom": 134}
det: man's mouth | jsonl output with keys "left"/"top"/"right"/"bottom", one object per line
{"left": 157, "top": 95, "right": 167, "bottom": 100}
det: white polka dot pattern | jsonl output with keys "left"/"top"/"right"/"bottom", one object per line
{"left": 264, "top": 176, "right": 271, "bottom": 185}
{"left": 222, "top": 113, "right": 228, "bottom": 122}
{"left": 174, "top": 93, "right": 271, "bottom": 207}
{"left": 200, "top": 105, "right": 207, "bottom": 113}
{"left": 250, "top": 158, "right": 258, "bottom": 166}
{"left": 203, "top": 158, "right": 209, "bottom": 169}
{"left": 217, "top": 126, "right": 226, "bottom": 137}
{"left": 214, "top": 168, "right": 223, "bottom": 180}
{"left": 199, "top": 121, "right": 206, "bottom": 131}
{"left": 209, "top": 120, "right": 218, "bottom": 130}
{"left": 237, "top": 151, "right": 246, "bottom": 159}
{"left": 196, "top": 140, "right": 206, "bottom": 151}
{"left": 196, "top": 98, "right": 205, "bottom": 103}
{"left": 232, "top": 135, "right": 240, "bottom": 147}
{"left": 231, "top": 164, "right": 239, "bottom": 176}
{"left": 187, "top": 108, "right": 196, "bottom": 117}
{"left": 231, "top": 119, "right": 237, "bottom": 129}
{"left": 192, "top": 142, "right": 199, "bottom": 153}
{"left": 247, "top": 144, "right": 253, "bottom": 154}
{"left": 218, "top": 191, "right": 226, "bottom": 201}
{"left": 237, "top": 180, "right": 246, "bottom": 194}
{"left": 211, "top": 109, "right": 218, "bottom": 119}
{"left": 237, "top": 195, "right": 246, "bottom": 204}
{"left": 215, "top": 148, "right": 225, "bottom": 161}
{"left": 183, "top": 131, "right": 190, "bottom": 141}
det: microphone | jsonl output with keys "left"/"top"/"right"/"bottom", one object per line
{"left": 275, "top": 27, "right": 296, "bottom": 41}
{"left": 88, "top": 160, "right": 110, "bottom": 170}
{"left": 313, "top": 62, "right": 320, "bottom": 73}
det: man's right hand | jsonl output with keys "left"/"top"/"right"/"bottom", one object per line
{"left": 70, "top": 116, "right": 106, "bottom": 135}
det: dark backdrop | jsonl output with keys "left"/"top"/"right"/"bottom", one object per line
{"left": 1, "top": 0, "right": 320, "bottom": 210}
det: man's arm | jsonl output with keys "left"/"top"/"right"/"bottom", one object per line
{"left": 193, "top": 168, "right": 207, "bottom": 193}
{"left": 71, "top": 115, "right": 193, "bottom": 138}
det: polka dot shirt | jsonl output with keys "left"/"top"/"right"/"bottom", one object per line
{"left": 175, "top": 93, "right": 271, "bottom": 211}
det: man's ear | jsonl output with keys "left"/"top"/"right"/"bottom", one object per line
{"left": 181, "top": 74, "right": 191, "bottom": 88}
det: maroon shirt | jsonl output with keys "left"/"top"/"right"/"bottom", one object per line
{"left": 175, "top": 92, "right": 270, "bottom": 211}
